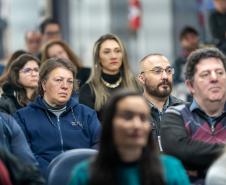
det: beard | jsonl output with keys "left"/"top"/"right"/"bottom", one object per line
{"left": 145, "top": 79, "right": 172, "bottom": 98}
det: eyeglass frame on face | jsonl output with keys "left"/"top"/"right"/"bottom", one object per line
{"left": 20, "top": 67, "right": 39, "bottom": 75}
{"left": 45, "top": 31, "right": 61, "bottom": 36}
{"left": 141, "top": 66, "right": 175, "bottom": 76}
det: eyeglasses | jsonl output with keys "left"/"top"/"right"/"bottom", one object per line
{"left": 141, "top": 66, "right": 174, "bottom": 75}
{"left": 116, "top": 110, "right": 150, "bottom": 122}
{"left": 45, "top": 31, "right": 61, "bottom": 36}
{"left": 20, "top": 67, "right": 39, "bottom": 74}
{"left": 52, "top": 77, "right": 74, "bottom": 87}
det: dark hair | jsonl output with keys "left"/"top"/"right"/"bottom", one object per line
{"left": 185, "top": 47, "right": 226, "bottom": 80}
{"left": 0, "top": 147, "right": 45, "bottom": 185}
{"left": 89, "top": 89, "right": 165, "bottom": 185}
{"left": 38, "top": 58, "right": 78, "bottom": 96}
{"left": 0, "top": 50, "right": 28, "bottom": 85}
{"left": 1, "top": 54, "right": 40, "bottom": 106}
{"left": 39, "top": 18, "right": 60, "bottom": 34}
{"left": 180, "top": 26, "right": 199, "bottom": 40}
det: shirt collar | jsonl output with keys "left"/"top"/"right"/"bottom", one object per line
{"left": 190, "top": 99, "right": 226, "bottom": 118}
{"left": 146, "top": 96, "right": 170, "bottom": 112}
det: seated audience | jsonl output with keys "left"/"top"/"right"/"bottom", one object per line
{"left": 14, "top": 58, "right": 101, "bottom": 176}
{"left": 0, "top": 147, "right": 45, "bottom": 185}
{"left": 69, "top": 90, "right": 190, "bottom": 185}
{"left": 0, "top": 112, "right": 37, "bottom": 165}
{"left": 160, "top": 48, "right": 226, "bottom": 183}
{"left": 41, "top": 40, "right": 91, "bottom": 87}
{"left": 138, "top": 53, "right": 184, "bottom": 149}
{"left": 79, "top": 33, "right": 140, "bottom": 118}
{"left": 0, "top": 54, "right": 40, "bottom": 114}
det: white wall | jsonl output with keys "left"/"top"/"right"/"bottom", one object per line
{"left": 7, "top": 0, "right": 46, "bottom": 54}
{"left": 69, "top": 0, "right": 110, "bottom": 66}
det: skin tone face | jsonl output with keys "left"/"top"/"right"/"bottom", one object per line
{"left": 181, "top": 33, "right": 199, "bottom": 52}
{"left": 42, "top": 67, "right": 74, "bottom": 107}
{"left": 139, "top": 55, "right": 173, "bottom": 99}
{"left": 186, "top": 58, "right": 226, "bottom": 108}
{"left": 47, "top": 44, "right": 69, "bottom": 60}
{"left": 214, "top": 0, "right": 226, "bottom": 13}
{"left": 42, "top": 24, "right": 61, "bottom": 43}
{"left": 25, "top": 32, "right": 41, "bottom": 54}
{"left": 19, "top": 60, "right": 39, "bottom": 89}
{"left": 99, "top": 39, "right": 123, "bottom": 75}
{"left": 113, "top": 96, "right": 151, "bottom": 152}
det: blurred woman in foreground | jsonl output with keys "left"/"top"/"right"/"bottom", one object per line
{"left": 69, "top": 90, "right": 190, "bottom": 185}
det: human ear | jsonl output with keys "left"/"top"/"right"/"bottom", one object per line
{"left": 137, "top": 73, "right": 145, "bottom": 85}
{"left": 185, "top": 80, "right": 194, "bottom": 95}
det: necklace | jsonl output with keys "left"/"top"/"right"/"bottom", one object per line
{"left": 101, "top": 76, "right": 122, "bottom": 88}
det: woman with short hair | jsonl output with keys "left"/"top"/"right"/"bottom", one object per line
{"left": 14, "top": 58, "right": 101, "bottom": 177}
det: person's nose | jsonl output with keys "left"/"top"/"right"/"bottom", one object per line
{"left": 31, "top": 70, "right": 38, "bottom": 76}
{"left": 61, "top": 81, "right": 69, "bottom": 89}
{"left": 209, "top": 71, "right": 218, "bottom": 81}
{"left": 110, "top": 51, "right": 117, "bottom": 58}
{"left": 131, "top": 116, "right": 143, "bottom": 128}
{"left": 161, "top": 70, "right": 168, "bottom": 79}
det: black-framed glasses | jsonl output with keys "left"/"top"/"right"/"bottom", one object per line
{"left": 141, "top": 66, "right": 174, "bottom": 75}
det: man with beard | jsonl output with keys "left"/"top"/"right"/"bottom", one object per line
{"left": 160, "top": 48, "right": 226, "bottom": 184}
{"left": 138, "top": 53, "right": 184, "bottom": 149}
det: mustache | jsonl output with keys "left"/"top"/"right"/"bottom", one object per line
{"left": 158, "top": 80, "right": 172, "bottom": 86}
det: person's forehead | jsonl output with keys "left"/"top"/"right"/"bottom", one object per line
{"left": 48, "top": 67, "right": 73, "bottom": 77}
{"left": 100, "top": 39, "right": 119, "bottom": 49}
{"left": 196, "top": 57, "right": 224, "bottom": 71}
{"left": 45, "top": 24, "right": 60, "bottom": 31}
{"left": 142, "top": 55, "right": 170, "bottom": 68}
{"left": 26, "top": 32, "right": 40, "bottom": 38}
{"left": 117, "top": 96, "right": 149, "bottom": 111}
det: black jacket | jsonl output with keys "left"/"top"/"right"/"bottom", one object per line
{"left": 0, "top": 83, "right": 23, "bottom": 114}
{"left": 149, "top": 96, "right": 185, "bottom": 141}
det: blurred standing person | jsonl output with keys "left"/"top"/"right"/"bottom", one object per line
{"left": 138, "top": 53, "right": 184, "bottom": 149}
{"left": 69, "top": 90, "right": 190, "bottom": 185}
{"left": 41, "top": 40, "right": 91, "bottom": 87}
{"left": 79, "top": 33, "right": 140, "bottom": 118}
{"left": 14, "top": 58, "right": 101, "bottom": 177}
{"left": 208, "top": 0, "right": 226, "bottom": 45}
{"left": 160, "top": 48, "right": 226, "bottom": 184}
{"left": 0, "top": 54, "right": 40, "bottom": 114}
{"left": 25, "top": 30, "right": 41, "bottom": 55}
{"left": 173, "top": 26, "right": 201, "bottom": 101}
{"left": 174, "top": 26, "right": 200, "bottom": 85}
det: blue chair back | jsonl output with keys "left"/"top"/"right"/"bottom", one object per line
{"left": 47, "top": 148, "right": 97, "bottom": 185}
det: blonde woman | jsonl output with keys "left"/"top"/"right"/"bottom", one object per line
{"left": 79, "top": 33, "right": 140, "bottom": 117}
